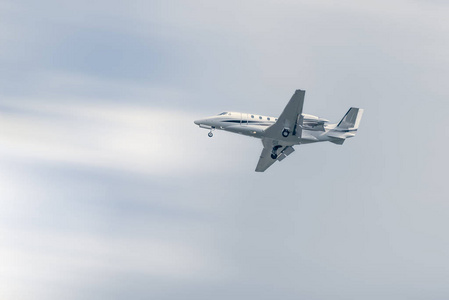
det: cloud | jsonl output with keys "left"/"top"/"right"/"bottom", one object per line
{"left": 0, "top": 226, "right": 225, "bottom": 300}
{"left": 1, "top": 0, "right": 449, "bottom": 299}
{"left": 0, "top": 96, "right": 257, "bottom": 176}
{"left": 0, "top": 157, "right": 232, "bottom": 299}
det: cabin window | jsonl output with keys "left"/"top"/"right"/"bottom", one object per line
{"left": 267, "top": 117, "right": 270, "bottom": 121}
{"left": 251, "top": 115, "right": 254, "bottom": 118}
{"left": 259, "top": 116, "right": 262, "bottom": 120}
{"left": 275, "top": 118, "right": 278, "bottom": 121}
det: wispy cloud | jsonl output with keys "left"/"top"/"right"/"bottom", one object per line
{"left": 1, "top": 0, "right": 449, "bottom": 299}
{"left": 0, "top": 97, "right": 256, "bottom": 176}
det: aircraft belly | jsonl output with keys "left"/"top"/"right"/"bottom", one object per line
{"left": 223, "top": 125, "right": 265, "bottom": 138}
{"left": 300, "top": 130, "right": 329, "bottom": 143}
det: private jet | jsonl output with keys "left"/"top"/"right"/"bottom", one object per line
{"left": 194, "top": 89, "right": 364, "bottom": 172}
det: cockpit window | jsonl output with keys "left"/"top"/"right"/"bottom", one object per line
{"left": 218, "top": 112, "right": 228, "bottom": 115}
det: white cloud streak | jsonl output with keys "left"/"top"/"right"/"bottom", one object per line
{"left": 0, "top": 97, "right": 255, "bottom": 176}
{"left": 0, "top": 226, "right": 222, "bottom": 300}
{"left": 1, "top": 0, "right": 449, "bottom": 299}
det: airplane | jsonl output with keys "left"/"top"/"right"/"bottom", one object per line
{"left": 194, "top": 89, "right": 364, "bottom": 172}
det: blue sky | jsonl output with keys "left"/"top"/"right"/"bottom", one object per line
{"left": 1, "top": 0, "right": 449, "bottom": 299}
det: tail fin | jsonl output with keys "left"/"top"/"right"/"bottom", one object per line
{"left": 337, "top": 107, "right": 364, "bottom": 129}
{"left": 328, "top": 107, "right": 364, "bottom": 144}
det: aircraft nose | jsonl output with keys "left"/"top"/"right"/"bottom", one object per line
{"left": 194, "top": 118, "right": 212, "bottom": 126}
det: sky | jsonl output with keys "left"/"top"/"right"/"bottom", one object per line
{"left": 1, "top": 0, "right": 449, "bottom": 299}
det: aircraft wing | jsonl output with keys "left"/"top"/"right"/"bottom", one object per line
{"left": 255, "top": 144, "right": 277, "bottom": 172}
{"left": 264, "top": 89, "right": 305, "bottom": 140}
{"left": 255, "top": 138, "right": 295, "bottom": 172}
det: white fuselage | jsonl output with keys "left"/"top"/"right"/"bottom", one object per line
{"left": 194, "top": 89, "right": 363, "bottom": 172}
{"left": 194, "top": 111, "right": 348, "bottom": 145}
